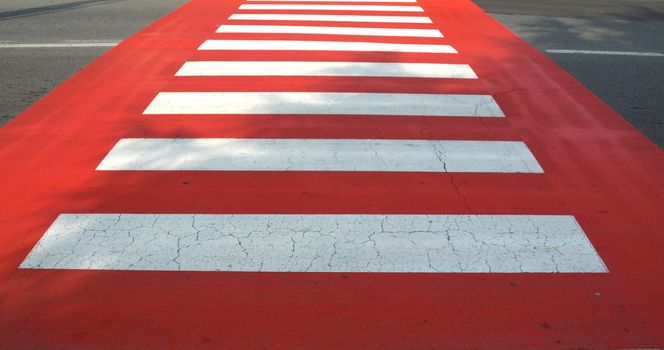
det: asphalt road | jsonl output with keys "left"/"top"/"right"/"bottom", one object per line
{"left": 0, "top": 0, "right": 188, "bottom": 127}
{"left": 1, "top": 0, "right": 663, "bottom": 147}
{"left": 475, "top": 0, "right": 664, "bottom": 148}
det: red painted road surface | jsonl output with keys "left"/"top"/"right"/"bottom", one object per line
{"left": 1, "top": 0, "right": 663, "bottom": 348}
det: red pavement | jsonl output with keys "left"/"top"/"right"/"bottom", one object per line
{"left": 0, "top": 0, "right": 662, "bottom": 348}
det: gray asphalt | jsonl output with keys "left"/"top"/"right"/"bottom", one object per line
{"left": 475, "top": 0, "right": 664, "bottom": 148}
{"left": 0, "top": 0, "right": 188, "bottom": 127}
{"left": 1, "top": 0, "right": 663, "bottom": 148}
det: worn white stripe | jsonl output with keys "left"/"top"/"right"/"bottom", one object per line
{"left": 0, "top": 42, "right": 118, "bottom": 48}
{"left": 229, "top": 13, "right": 432, "bottom": 23}
{"left": 547, "top": 49, "right": 664, "bottom": 57}
{"left": 176, "top": 61, "right": 477, "bottom": 79}
{"left": 247, "top": 0, "right": 417, "bottom": 2}
{"left": 216, "top": 25, "right": 443, "bottom": 37}
{"left": 96, "top": 139, "right": 541, "bottom": 173}
{"left": 198, "top": 40, "right": 456, "bottom": 53}
{"left": 239, "top": 4, "right": 424, "bottom": 12}
{"left": 143, "top": 92, "right": 502, "bottom": 117}
{"left": 20, "top": 214, "right": 607, "bottom": 273}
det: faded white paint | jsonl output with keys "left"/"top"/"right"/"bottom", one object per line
{"left": 20, "top": 214, "right": 608, "bottom": 273}
{"left": 96, "top": 138, "right": 543, "bottom": 173}
{"left": 216, "top": 25, "right": 443, "bottom": 37}
{"left": 229, "top": 14, "right": 432, "bottom": 23}
{"left": 547, "top": 49, "right": 664, "bottom": 57}
{"left": 0, "top": 42, "right": 118, "bottom": 48}
{"left": 247, "top": 0, "right": 417, "bottom": 2}
{"left": 198, "top": 40, "right": 456, "bottom": 54}
{"left": 239, "top": 4, "right": 424, "bottom": 12}
{"left": 175, "top": 61, "right": 477, "bottom": 79}
{"left": 143, "top": 92, "right": 502, "bottom": 116}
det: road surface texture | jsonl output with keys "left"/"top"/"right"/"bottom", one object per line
{"left": 1, "top": 0, "right": 663, "bottom": 148}
{"left": 0, "top": 0, "right": 188, "bottom": 127}
{"left": 474, "top": 0, "right": 664, "bottom": 148}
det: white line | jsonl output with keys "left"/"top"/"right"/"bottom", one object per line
{"left": 229, "top": 13, "right": 432, "bottom": 23}
{"left": 198, "top": 40, "right": 456, "bottom": 53}
{"left": 0, "top": 42, "right": 119, "bottom": 48}
{"left": 547, "top": 49, "right": 664, "bottom": 57}
{"left": 217, "top": 24, "right": 443, "bottom": 37}
{"left": 176, "top": 61, "right": 478, "bottom": 79}
{"left": 239, "top": 4, "right": 424, "bottom": 12}
{"left": 96, "top": 139, "right": 541, "bottom": 173}
{"left": 20, "top": 214, "right": 607, "bottom": 273}
{"left": 247, "top": 0, "right": 418, "bottom": 2}
{"left": 143, "top": 92, "right": 502, "bottom": 117}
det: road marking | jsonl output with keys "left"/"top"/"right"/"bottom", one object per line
{"left": 176, "top": 61, "right": 477, "bottom": 79}
{"left": 0, "top": 42, "right": 119, "bottom": 48}
{"left": 20, "top": 214, "right": 606, "bottom": 273}
{"left": 198, "top": 40, "right": 456, "bottom": 53}
{"left": 217, "top": 24, "right": 444, "bottom": 37}
{"left": 238, "top": 4, "right": 424, "bottom": 12}
{"left": 96, "top": 139, "right": 541, "bottom": 173}
{"left": 143, "top": 92, "right": 502, "bottom": 117}
{"left": 247, "top": 0, "right": 418, "bottom": 2}
{"left": 229, "top": 14, "right": 432, "bottom": 23}
{"left": 546, "top": 49, "right": 664, "bottom": 57}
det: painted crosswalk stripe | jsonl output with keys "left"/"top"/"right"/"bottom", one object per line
{"left": 238, "top": 4, "right": 424, "bottom": 12}
{"left": 247, "top": 0, "right": 418, "bottom": 2}
{"left": 216, "top": 25, "right": 444, "bottom": 37}
{"left": 20, "top": 214, "right": 607, "bottom": 273}
{"left": 143, "top": 92, "right": 502, "bottom": 116}
{"left": 96, "top": 139, "right": 542, "bottom": 173}
{"left": 176, "top": 61, "right": 477, "bottom": 79}
{"left": 198, "top": 40, "right": 456, "bottom": 53}
{"left": 229, "top": 14, "right": 432, "bottom": 23}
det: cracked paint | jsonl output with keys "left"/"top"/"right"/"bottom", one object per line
{"left": 20, "top": 214, "right": 608, "bottom": 273}
{"left": 96, "top": 138, "right": 543, "bottom": 173}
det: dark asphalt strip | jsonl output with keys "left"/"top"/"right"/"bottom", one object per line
{"left": 0, "top": 0, "right": 127, "bottom": 21}
{"left": 473, "top": 0, "right": 664, "bottom": 21}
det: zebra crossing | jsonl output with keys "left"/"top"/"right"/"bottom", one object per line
{"left": 19, "top": 0, "right": 607, "bottom": 273}
{"left": 5, "top": 0, "right": 664, "bottom": 347}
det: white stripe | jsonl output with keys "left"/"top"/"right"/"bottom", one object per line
{"left": 547, "top": 49, "right": 664, "bottom": 57}
{"left": 198, "top": 40, "right": 456, "bottom": 53}
{"left": 239, "top": 4, "right": 424, "bottom": 12}
{"left": 229, "top": 13, "right": 432, "bottom": 23}
{"left": 20, "top": 214, "right": 607, "bottom": 273}
{"left": 217, "top": 24, "right": 443, "bottom": 37}
{"left": 0, "top": 42, "right": 118, "bottom": 48}
{"left": 176, "top": 61, "right": 478, "bottom": 79}
{"left": 96, "top": 139, "right": 542, "bottom": 173}
{"left": 143, "top": 92, "right": 502, "bottom": 117}
{"left": 247, "top": 0, "right": 417, "bottom": 2}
